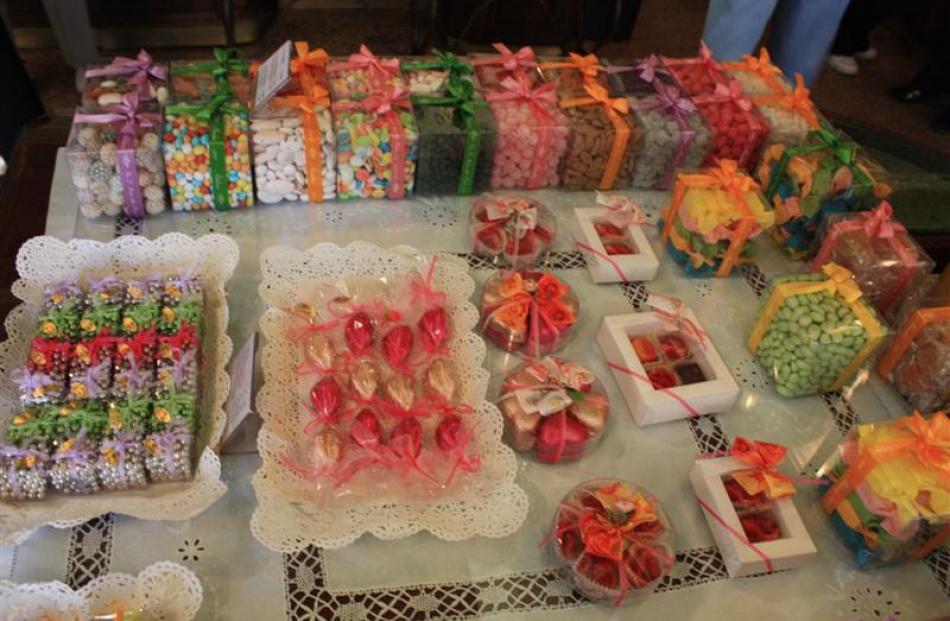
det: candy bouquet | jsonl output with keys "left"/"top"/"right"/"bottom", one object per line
{"left": 470, "top": 43, "right": 538, "bottom": 92}
{"left": 82, "top": 49, "right": 169, "bottom": 110}
{"left": 497, "top": 357, "right": 608, "bottom": 463}
{"left": 660, "top": 160, "right": 774, "bottom": 277}
{"left": 878, "top": 298, "right": 950, "bottom": 413}
{"left": 470, "top": 195, "right": 557, "bottom": 268}
{"left": 818, "top": 412, "right": 949, "bottom": 568}
{"left": 480, "top": 271, "right": 579, "bottom": 356}
{"left": 810, "top": 202, "right": 934, "bottom": 322}
{"left": 748, "top": 263, "right": 888, "bottom": 397}
{"left": 169, "top": 48, "right": 252, "bottom": 105}
{"left": 1, "top": 275, "right": 204, "bottom": 501}
{"left": 546, "top": 480, "right": 676, "bottom": 606}
{"left": 757, "top": 122, "right": 892, "bottom": 257}
{"left": 67, "top": 94, "right": 167, "bottom": 219}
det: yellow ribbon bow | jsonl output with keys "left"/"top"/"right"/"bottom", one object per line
{"left": 821, "top": 262, "right": 863, "bottom": 303}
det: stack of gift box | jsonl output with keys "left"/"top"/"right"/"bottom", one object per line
{"left": 0, "top": 276, "right": 203, "bottom": 501}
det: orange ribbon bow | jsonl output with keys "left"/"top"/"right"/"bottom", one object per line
{"left": 753, "top": 73, "right": 819, "bottom": 129}
{"left": 291, "top": 41, "right": 330, "bottom": 93}
{"left": 730, "top": 437, "right": 795, "bottom": 499}
{"left": 540, "top": 52, "right": 606, "bottom": 78}
{"left": 713, "top": 79, "right": 753, "bottom": 111}
{"left": 559, "top": 82, "right": 632, "bottom": 189}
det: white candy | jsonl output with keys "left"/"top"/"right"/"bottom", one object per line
{"left": 97, "top": 93, "right": 123, "bottom": 107}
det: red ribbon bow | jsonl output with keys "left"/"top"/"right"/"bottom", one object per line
{"left": 858, "top": 201, "right": 903, "bottom": 239}
{"left": 485, "top": 75, "right": 557, "bottom": 121}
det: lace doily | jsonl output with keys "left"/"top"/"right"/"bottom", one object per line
{"left": 0, "top": 234, "right": 238, "bottom": 544}
{"left": 251, "top": 241, "right": 528, "bottom": 551}
{"left": 0, "top": 561, "right": 202, "bottom": 620}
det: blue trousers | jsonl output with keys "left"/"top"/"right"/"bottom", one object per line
{"left": 702, "top": 0, "right": 852, "bottom": 86}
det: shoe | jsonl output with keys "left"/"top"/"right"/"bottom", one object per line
{"left": 890, "top": 86, "right": 929, "bottom": 103}
{"left": 933, "top": 107, "right": 950, "bottom": 133}
{"left": 855, "top": 47, "right": 878, "bottom": 60}
{"left": 828, "top": 55, "right": 859, "bottom": 76}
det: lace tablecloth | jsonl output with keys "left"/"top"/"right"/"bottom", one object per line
{"left": 1, "top": 149, "right": 947, "bottom": 620}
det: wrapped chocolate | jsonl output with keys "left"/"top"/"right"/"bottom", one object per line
{"left": 748, "top": 264, "right": 888, "bottom": 397}
{"left": 105, "top": 395, "right": 153, "bottom": 434}
{"left": 26, "top": 339, "right": 71, "bottom": 401}
{"left": 878, "top": 299, "right": 950, "bottom": 413}
{"left": 327, "top": 45, "right": 406, "bottom": 102}
{"left": 82, "top": 49, "right": 169, "bottom": 110}
{"left": 629, "top": 82, "right": 711, "bottom": 190}
{"left": 11, "top": 367, "right": 65, "bottom": 407}
{"left": 818, "top": 412, "right": 949, "bottom": 568}
{"left": 485, "top": 76, "right": 570, "bottom": 190}
{"left": 469, "top": 195, "right": 557, "bottom": 268}
{"left": 547, "top": 480, "right": 676, "bottom": 606}
{"left": 497, "top": 357, "right": 608, "bottom": 463}
{"left": 757, "top": 122, "right": 892, "bottom": 257}
{"left": 113, "top": 329, "right": 159, "bottom": 397}
{"left": 121, "top": 279, "right": 162, "bottom": 336}
{"left": 810, "top": 202, "right": 934, "bottom": 321}
{"left": 480, "top": 271, "right": 578, "bottom": 356}
{"left": 152, "top": 390, "right": 198, "bottom": 435}
{"left": 659, "top": 159, "right": 774, "bottom": 277}
{"left": 143, "top": 422, "right": 193, "bottom": 483}
{"left": 471, "top": 43, "right": 538, "bottom": 92}
{"left": 97, "top": 432, "right": 148, "bottom": 491}
{"left": 332, "top": 87, "right": 419, "bottom": 200}
{"left": 67, "top": 97, "right": 167, "bottom": 219}
{"left": 169, "top": 48, "right": 252, "bottom": 105}
{"left": 49, "top": 432, "right": 100, "bottom": 495}
{"left": 0, "top": 444, "right": 48, "bottom": 501}
{"left": 37, "top": 282, "right": 84, "bottom": 341}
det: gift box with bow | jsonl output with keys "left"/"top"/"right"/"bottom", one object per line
{"left": 327, "top": 45, "right": 407, "bottom": 102}
{"left": 471, "top": 43, "right": 539, "bottom": 92}
{"left": 878, "top": 298, "right": 950, "bottom": 413}
{"left": 169, "top": 47, "right": 252, "bottom": 105}
{"left": 82, "top": 48, "right": 169, "bottom": 110}
{"left": 470, "top": 195, "right": 557, "bottom": 268}
{"left": 572, "top": 193, "right": 659, "bottom": 283}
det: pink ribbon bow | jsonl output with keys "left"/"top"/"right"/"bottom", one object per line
{"left": 858, "top": 201, "right": 903, "bottom": 239}
{"left": 596, "top": 192, "right": 649, "bottom": 229}
{"left": 359, "top": 86, "right": 411, "bottom": 115}
{"left": 472, "top": 43, "right": 536, "bottom": 71}
{"left": 73, "top": 92, "right": 159, "bottom": 135}
{"left": 348, "top": 44, "right": 400, "bottom": 77}
{"left": 485, "top": 75, "right": 557, "bottom": 121}
{"left": 85, "top": 49, "right": 167, "bottom": 95}
{"left": 646, "top": 292, "right": 709, "bottom": 350}
{"left": 713, "top": 80, "right": 753, "bottom": 110}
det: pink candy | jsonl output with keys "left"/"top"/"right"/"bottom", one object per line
{"left": 488, "top": 100, "right": 569, "bottom": 190}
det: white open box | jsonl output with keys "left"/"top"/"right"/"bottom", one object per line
{"left": 597, "top": 310, "right": 738, "bottom": 426}
{"left": 690, "top": 457, "right": 817, "bottom": 577}
{"left": 571, "top": 207, "right": 659, "bottom": 283}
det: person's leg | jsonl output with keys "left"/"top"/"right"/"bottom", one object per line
{"left": 701, "top": 0, "right": 779, "bottom": 62}
{"left": 768, "top": 0, "right": 851, "bottom": 85}
{"left": 40, "top": 0, "right": 98, "bottom": 69}
{"left": 831, "top": 0, "right": 880, "bottom": 56}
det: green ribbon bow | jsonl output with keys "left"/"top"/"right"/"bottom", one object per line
{"left": 401, "top": 49, "right": 474, "bottom": 81}
{"left": 170, "top": 47, "right": 250, "bottom": 86}
{"left": 410, "top": 75, "right": 485, "bottom": 195}
{"left": 165, "top": 85, "right": 247, "bottom": 211}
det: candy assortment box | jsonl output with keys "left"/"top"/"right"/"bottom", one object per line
{"left": 327, "top": 45, "right": 406, "bottom": 102}
{"left": 757, "top": 123, "right": 892, "bottom": 258}
{"left": 67, "top": 96, "right": 167, "bottom": 219}
{"left": 598, "top": 297, "right": 738, "bottom": 426}
{"left": 470, "top": 195, "right": 557, "bottom": 268}
{"left": 689, "top": 80, "right": 769, "bottom": 172}
{"left": 810, "top": 202, "right": 934, "bottom": 322}
{"left": 878, "top": 299, "right": 950, "bottom": 413}
{"left": 169, "top": 48, "right": 252, "bottom": 105}
{"left": 547, "top": 479, "right": 676, "bottom": 606}
{"left": 497, "top": 356, "right": 608, "bottom": 464}
{"left": 660, "top": 160, "right": 774, "bottom": 277}
{"left": 629, "top": 82, "right": 711, "bottom": 190}
{"left": 817, "top": 412, "right": 949, "bottom": 568}
{"left": 470, "top": 43, "right": 538, "bottom": 92}
{"left": 485, "top": 76, "right": 570, "bottom": 190}
{"left": 572, "top": 193, "right": 659, "bottom": 283}
{"left": 748, "top": 264, "right": 888, "bottom": 397}
{"left": 332, "top": 87, "right": 418, "bottom": 199}
{"left": 690, "top": 438, "right": 816, "bottom": 577}
{"left": 82, "top": 49, "right": 169, "bottom": 110}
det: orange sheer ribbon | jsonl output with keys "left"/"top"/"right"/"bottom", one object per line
{"left": 878, "top": 307, "right": 950, "bottom": 378}
{"left": 291, "top": 41, "right": 329, "bottom": 93}
{"left": 539, "top": 52, "right": 606, "bottom": 78}
{"left": 730, "top": 437, "right": 795, "bottom": 499}
{"left": 723, "top": 48, "right": 784, "bottom": 93}
{"left": 560, "top": 82, "right": 632, "bottom": 190}
{"left": 271, "top": 85, "right": 331, "bottom": 202}
{"left": 752, "top": 73, "right": 820, "bottom": 129}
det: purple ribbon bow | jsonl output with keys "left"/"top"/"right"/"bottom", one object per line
{"left": 11, "top": 368, "right": 53, "bottom": 397}
{"left": 84, "top": 49, "right": 168, "bottom": 96}
{"left": 87, "top": 275, "right": 121, "bottom": 295}
{"left": 117, "top": 353, "right": 150, "bottom": 395}
{"left": 43, "top": 281, "right": 82, "bottom": 302}
{"left": 101, "top": 431, "right": 137, "bottom": 487}
{"left": 637, "top": 82, "right": 699, "bottom": 189}
{"left": 608, "top": 54, "right": 669, "bottom": 84}
{"left": 72, "top": 359, "right": 111, "bottom": 399}
{"left": 164, "top": 350, "right": 196, "bottom": 390}
{"left": 153, "top": 422, "right": 192, "bottom": 475}
{"left": 1, "top": 445, "right": 47, "bottom": 496}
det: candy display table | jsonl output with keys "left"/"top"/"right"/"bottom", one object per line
{"left": 1, "top": 148, "right": 947, "bottom": 620}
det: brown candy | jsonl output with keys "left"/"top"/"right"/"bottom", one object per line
{"left": 425, "top": 358, "right": 457, "bottom": 402}
{"left": 350, "top": 360, "right": 380, "bottom": 401}
{"left": 385, "top": 374, "right": 416, "bottom": 412}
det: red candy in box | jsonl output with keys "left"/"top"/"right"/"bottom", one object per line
{"left": 470, "top": 195, "right": 558, "bottom": 269}
{"left": 692, "top": 82, "right": 768, "bottom": 171}
{"left": 662, "top": 43, "right": 730, "bottom": 97}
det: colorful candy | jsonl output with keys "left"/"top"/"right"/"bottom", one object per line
{"left": 82, "top": 49, "right": 169, "bottom": 110}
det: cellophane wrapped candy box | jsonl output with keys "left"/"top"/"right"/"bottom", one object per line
{"left": 747, "top": 264, "right": 887, "bottom": 397}
{"left": 496, "top": 357, "right": 608, "bottom": 463}
{"left": 878, "top": 298, "right": 950, "bottom": 413}
{"left": 327, "top": 45, "right": 407, "bottom": 102}
{"left": 469, "top": 195, "right": 557, "bottom": 269}
{"left": 67, "top": 99, "right": 167, "bottom": 219}
{"left": 82, "top": 49, "right": 169, "bottom": 110}
{"left": 572, "top": 194, "right": 659, "bottom": 283}
{"left": 809, "top": 202, "right": 934, "bottom": 323}
{"left": 547, "top": 480, "right": 676, "bottom": 606}
{"left": 818, "top": 412, "right": 949, "bottom": 568}
{"left": 662, "top": 44, "right": 730, "bottom": 97}
{"left": 169, "top": 48, "right": 252, "bottom": 105}
{"left": 470, "top": 43, "right": 538, "bottom": 92}
{"left": 757, "top": 123, "right": 892, "bottom": 258}
{"left": 660, "top": 160, "right": 774, "bottom": 277}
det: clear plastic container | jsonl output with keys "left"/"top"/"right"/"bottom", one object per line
{"left": 82, "top": 50, "right": 169, "bottom": 110}
{"left": 469, "top": 195, "right": 557, "bottom": 268}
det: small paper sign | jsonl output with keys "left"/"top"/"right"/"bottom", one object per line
{"left": 221, "top": 332, "right": 257, "bottom": 451}
{"left": 254, "top": 40, "right": 292, "bottom": 109}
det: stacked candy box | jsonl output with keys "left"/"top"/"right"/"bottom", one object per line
{"left": 332, "top": 87, "right": 419, "bottom": 200}
{"left": 810, "top": 202, "right": 935, "bottom": 322}
{"left": 163, "top": 87, "right": 253, "bottom": 211}
{"left": 748, "top": 264, "right": 888, "bottom": 398}
{"left": 406, "top": 56, "right": 497, "bottom": 196}
{"left": 818, "top": 412, "right": 949, "bottom": 568}
{"left": 67, "top": 97, "right": 168, "bottom": 219}
{"left": 757, "top": 122, "right": 892, "bottom": 258}
{"left": 327, "top": 45, "right": 406, "bottom": 102}
{"left": 547, "top": 480, "right": 676, "bottom": 606}
{"left": 169, "top": 48, "right": 252, "bottom": 105}
{"left": 470, "top": 195, "right": 557, "bottom": 268}
{"left": 662, "top": 43, "right": 730, "bottom": 97}
{"left": 629, "top": 81, "right": 711, "bottom": 190}
{"left": 608, "top": 55, "right": 677, "bottom": 97}
{"left": 470, "top": 43, "right": 538, "bottom": 92}
{"left": 484, "top": 75, "right": 570, "bottom": 190}
{"left": 659, "top": 160, "right": 774, "bottom": 277}
{"left": 539, "top": 53, "right": 615, "bottom": 97}
{"left": 480, "top": 271, "right": 579, "bottom": 356}
{"left": 572, "top": 194, "right": 660, "bottom": 283}
{"left": 496, "top": 357, "right": 608, "bottom": 464}
{"left": 557, "top": 81, "right": 642, "bottom": 191}
{"left": 877, "top": 298, "right": 950, "bottom": 413}
{"left": 688, "top": 80, "right": 769, "bottom": 172}
{"left": 82, "top": 49, "right": 169, "bottom": 110}
{"left": 0, "top": 275, "right": 204, "bottom": 501}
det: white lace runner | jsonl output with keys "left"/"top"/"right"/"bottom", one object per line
{"left": 251, "top": 242, "right": 528, "bottom": 551}
{"left": 0, "top": 561, "right": 202, "bottom": 620}
{"left": 0, "top": 234, "right": 238, "bottom": 544}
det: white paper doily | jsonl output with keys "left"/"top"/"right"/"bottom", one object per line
{"left": 0, "top": 561, "right": 203, "bottom": 620}
{"left": 0, "top": 234, "right": 238, "bottom": 544}
{"left": 251, "top": 241, "right": 528, "bottom": 551}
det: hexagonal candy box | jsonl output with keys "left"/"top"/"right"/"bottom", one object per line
{"left": 572, "top": 193, "right": 659, "bottom": 284}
